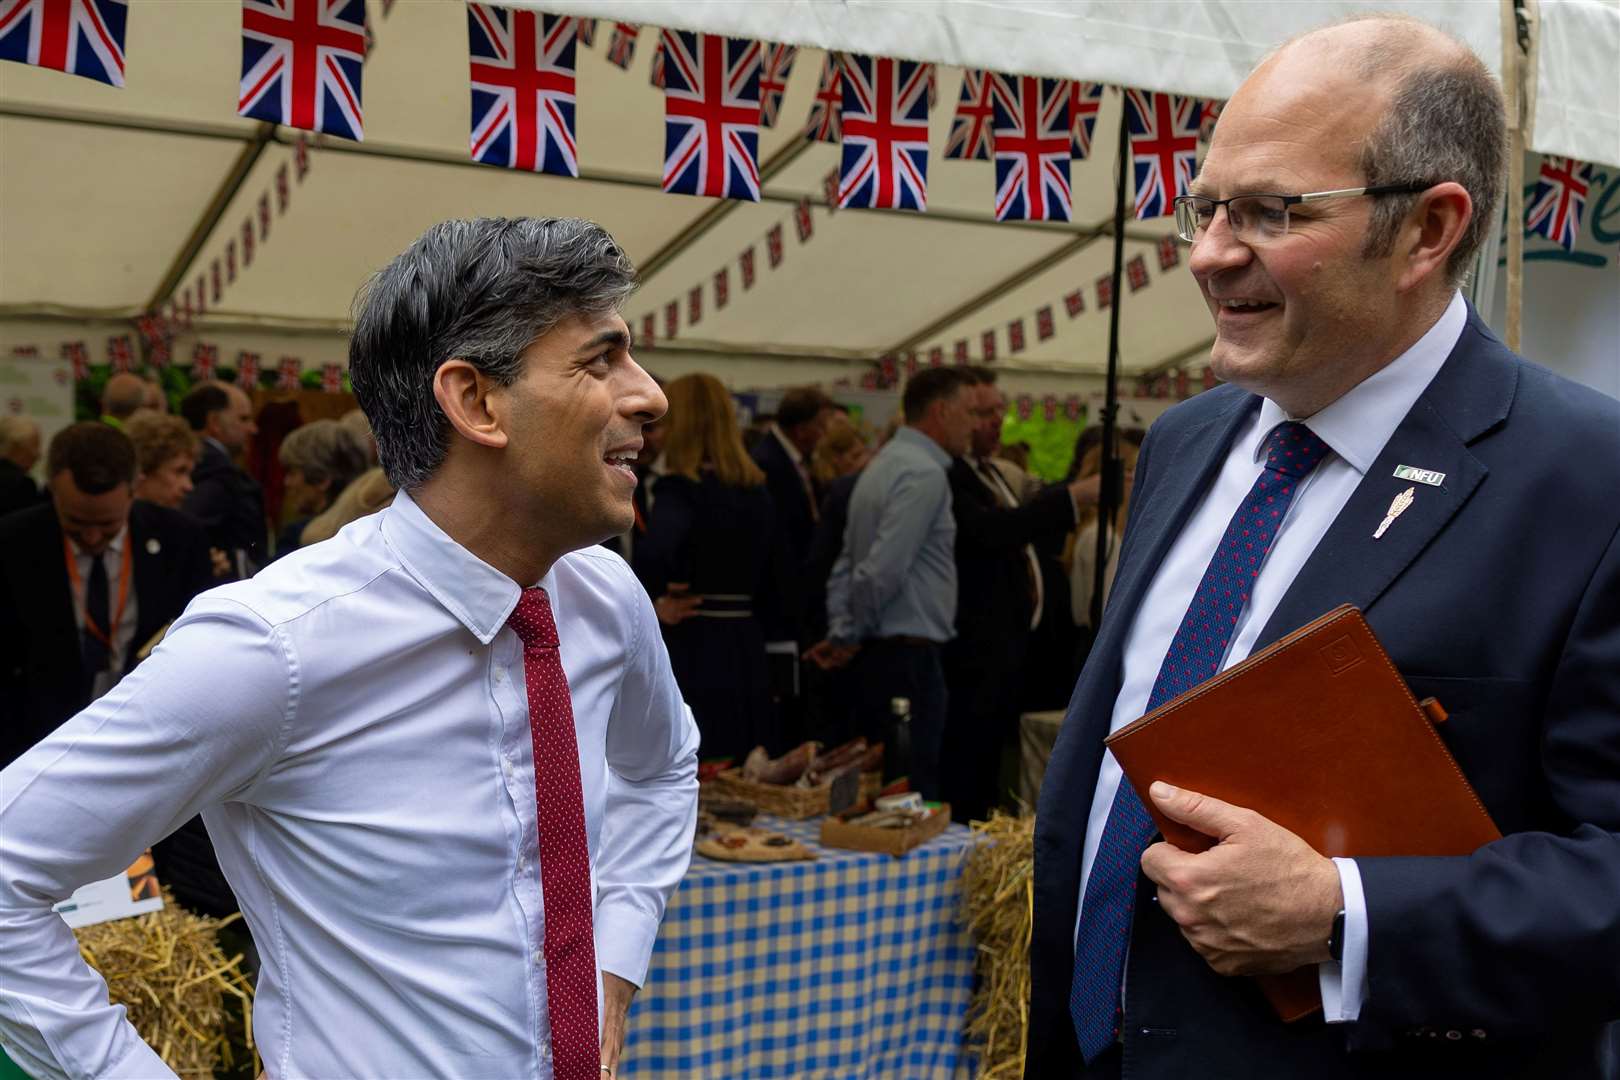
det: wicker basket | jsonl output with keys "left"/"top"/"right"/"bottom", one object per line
{"left": 707, "top": 768, "right": 884, "bottom": 820}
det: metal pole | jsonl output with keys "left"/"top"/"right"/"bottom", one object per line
{"left": 1089, "top": 101, "right": 1129, "bottom": 631}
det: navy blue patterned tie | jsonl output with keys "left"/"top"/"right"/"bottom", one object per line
{"left": 1069, "top": 420, "right": 1332, "bottom": 1060}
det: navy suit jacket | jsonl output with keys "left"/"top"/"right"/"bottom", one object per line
{"left": 1030, "top": 308, "right": 1620, "bottom": 1079}
{"left": 752, "top": 430, "right": 816, "bottom": 641}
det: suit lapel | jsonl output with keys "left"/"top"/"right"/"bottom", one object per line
{"left": 128, "top": 506, "right": 160, "bottom": 667}
{"left": 1256, "top": 311, "right": 1518, "bottom": 647}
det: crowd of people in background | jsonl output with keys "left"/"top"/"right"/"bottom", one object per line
{"left": 1, "top": 361, "right": 1136, "bottom": 893}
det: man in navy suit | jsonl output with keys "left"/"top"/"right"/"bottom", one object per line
{"left": 1030, "top": 16, "right": 1620, "bottom": 1079}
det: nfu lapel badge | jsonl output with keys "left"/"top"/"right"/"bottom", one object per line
{"left": 1374, "top": 487, "right": 1415, "bottom": 539}
{"left": 1393, "top": 464, "right": 1445, "bottom": 486}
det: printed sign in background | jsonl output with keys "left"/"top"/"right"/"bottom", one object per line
{"left": 0, "top": 347, "right": 74, "bottom": 483}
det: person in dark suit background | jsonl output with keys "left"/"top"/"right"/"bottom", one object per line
{"left": 751, "top": 385, "right": 837, "bottom": 639}
{"left": 0, "top": 422, "right": 213, "bottom": 768}
{"left": 180, "top": 381, "right": 266, "bottom": 576}
{"left": 1031, "top": 16, "right": 1620, "bottom": 1079}
{"left": 0, "top": 416, "right": 43, "bottom": 518}
{"left": 943, "top": 368, "right": 1092, "bottom": 823}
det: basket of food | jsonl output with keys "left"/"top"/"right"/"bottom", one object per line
{"left": 707, "top": 739, "right": 884, "bottom": 819}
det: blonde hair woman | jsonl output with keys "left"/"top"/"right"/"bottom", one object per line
{"left": 634, "top": 373, "right": 776, "bottom": 761}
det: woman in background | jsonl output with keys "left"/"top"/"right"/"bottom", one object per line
{"left": 274, "top": 418, "right": 369, "bottom": 558}
{"left": 635, "top": 373, "right": 776, "bottom": 762}
{"left": 124, "top": 412, "right": 198, "bottom": 510}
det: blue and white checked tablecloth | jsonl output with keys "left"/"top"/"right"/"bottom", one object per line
{"left": 620, "top": 814, "right": 978, "bottom": 1080}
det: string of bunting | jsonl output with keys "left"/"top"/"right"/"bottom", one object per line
{"left": 7, "top": 338, "right": 350, "bottom": 399}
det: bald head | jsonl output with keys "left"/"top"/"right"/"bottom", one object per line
{"left": 101, "top": 373, "right": 149, "bottom": 423}
{"left": 0, "top": 415, "right": 41, "bottom": 471}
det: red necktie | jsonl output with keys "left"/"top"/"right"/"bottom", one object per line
{"left": 508, "top": 587, "right": 600, "bottom": 1080}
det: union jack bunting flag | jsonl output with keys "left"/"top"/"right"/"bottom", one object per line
{"left": 794, "top": 197, "right": 813, "bottom": 242}
{"left": 1174, "top": 369, "right": 1190, "bottom": 398}
{"left": 211, "top": 260, "right": 223, "bottom": 304}
{"left": 903, "top": 353, "right": 918, "bottom": 377}
{"left": 467, "top": 5, "right": 579, "bottom": 177}
{"left": 106, "top": 334, "right": 133, "bottom": 372}
{"left": 194, "top": 273, "right": 207, "bottom": 314}
{"left": 239, "top": 0, "right": 367, "bottom": 142}
{"left": 648, "top": 36, "right": 663, "bottom": 89}
{"left": 237, "top": 351, "right": 261, "bottom": 387}
{"left": 293, "top": 132, "right": 310, "bottom": 177}
{"left": 62, "top": 341, "right": 89, "bottom": 380}
{"left": 822, "top": 167, "right": 840, "bottom": 211}
{"left": 991, "top": 74, "right": 1071, "bottom": 222}
{"left": 1096, "top": 273, "right": 1114, "bottom": 309}
{"left": 1202, "top": 365, "right": 1217, "bottom": 391}
{"left": 687, "top": 285, "right": 702, "bottom": 326}
{"left": 1157, "top": 234, "right": 1181, "bottom": 271}
{"left": 137, "top": 315, "right": 170, "bottom": 366}
{"left": 226, "top": 240, "right": 237, "bottom": 283}
{"left": 321, "top": 362, "right": 342, "bottom": 393}
{"left": 661, "top": 30, "right": 762, "bottom": 201}
{"left": 276, "top": 163, "right": 290, "bottom": 211}
{"left": 766, "top": 223, "right": 783, "bottom": 267}
{"left": 258, "top": 192, "right": 272, "bottom": 238}
{"left": 714, "top": 267, "right": 729, "bottom": 310}
{"left": 805, "top": 53, "right": 841, "bottom": 143}
{"left": 759, "top": 43, "right": 797, "bottom": 127}
{"left": 952, "top": 340, "right": 968, "bottom": 365}
{"left": 1198, "top": 99, "right": 1223, "bottom": 143}
{"left": 838, "top": 54, "right": 930, "bottom": 212}
{"left": 1127, "top": 252, "right": 1149, "bottom": 291}
{"left": 980, "top": 328, "right": 997, "bottom": 363}
{"left": 1063, "top": 395, "right": 1082, "bottom": 421}
{"left": 8, "top": 345, "right": 38, "bottom": 358}
{"left": 605, "top": 22, "right": 635, "bottom": 69}
{"left": 1070, "top": 81, "right": 1103, "bottom": 158}
{"left": 1526, "top": 155, "right": 1593, "bottom": 252}
{"left": 859, "top": 370, "right": 878, "bottom": 390}
{"left": 926, "top": 65, "right": 937, "bottom": 110}
{"left": 241, "top": 219, "right": 256, "bottom": 267}
{"left": 1015, "top": 394, "right": 1032, "bottom": 421}
{"left": 0, "top": 0, "right": 127, "bottom": 86}
{"left": 879, "top": 354, "right": 897, "bottom": 384}
{"left": 739, "top": 245, "right": 756, "bottom": 288}
{"left": 944, "top": 69, "right": 997, "bottom": 161}
{"left": 663, "top": 300, "right": 678, "bottom": 340}
{"left": 1064, "top": 288, "right": 1084, "bottom": 317}
{"left": 278, "top": 356, "right": 302, "bottom": 389}
{"left": 1008, "top": 318, "right": 1027, "bottom": 353}
{"left": 574, "top": 18, "right": 594, "bottom": 47}
{"left": 639, "top": 312, "right": 655, "bottom": 350}
{"left": 180, "top": 287, "right": 194, "bottom": 326}
{"left": 1042, "top": 394, "right": 1058, "bottom": 422}
{"left": 1123, "top": 89, "right": 1199, "bottom": 219}
{"left": 192, "top": 343, "right": 219, "bottom": 380}
{"left": 1036, "top": 305, "right": 1055, "bottom": 341}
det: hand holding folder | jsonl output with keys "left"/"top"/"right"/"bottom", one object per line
{"left": 1104, "top": 604, "right": 1500, "bottom": 1021}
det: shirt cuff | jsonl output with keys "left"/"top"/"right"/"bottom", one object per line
{"left": 594, "top": 899, "right": 662, "bottom": 989}
{"left": 1318, "top": 856, "right": 1370, "bottom": 1023}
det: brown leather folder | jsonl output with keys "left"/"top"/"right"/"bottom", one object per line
{"left": 1103, "top": 604, "right": 1500, "bottom": 1022}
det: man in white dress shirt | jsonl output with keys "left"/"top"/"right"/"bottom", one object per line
{"left": 1029, "top": 16, "right": 1620, "bottom": 1080}
{"left": 0, "top": 217, "right": 697, "bottom": 1080}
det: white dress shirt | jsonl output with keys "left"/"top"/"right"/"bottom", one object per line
{"left": 0, "top": 488, "right": 700, "bottom": 1080}
{"left": 65, "top": 525, "right": 138, "bottom": 701}
{"left": 1074, "top": 291, "right": 1466, "bottom": 1023}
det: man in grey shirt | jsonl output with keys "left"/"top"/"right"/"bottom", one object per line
{"left": 808, "top": 367, "right": 975, "bottom": 800}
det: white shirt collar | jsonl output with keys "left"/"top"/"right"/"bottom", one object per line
{"left": 70, "top": 523, "right": 128, "bottom": 561}
{"left": 380, "top": 487, "right": 541, "bottom": 646}
{"left": 769, "top": 423, "right": 804, "bottom": 467}
{"left": 1252, "top": 290, "right": 1467, "bottom": 476}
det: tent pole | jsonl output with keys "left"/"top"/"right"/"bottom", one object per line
{"left": 1502, "top": 0, "right": 1525, "bottom": 351}
{"left": 1089, "top": 101, "right": 1129, "bottom": 631}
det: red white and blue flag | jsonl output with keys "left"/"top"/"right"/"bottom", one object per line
{"left": 605, "top": 22, "right": 635, "bottom": 69}
{"left": 192, "top": 343, "right": 219, "bottom": 381}
{"left": 804, "top": 52, "right": 841, "bottom": 143}
{"left": 1123, "top": 89, "right": 1199, "bottom": 219}
{"left": 1198, "top": 98, "right": 1223, "bottom": 143}
{"left": 106, "top": 334, "right": 133, "bottom": 373}
{"left": 467, "top": 6, "right": 578, "bottom": 177}
{"left": 574, "top": 18, "right": 594, "bottom": 47}
{"left": 838, "top": 54, "right": 930, "bottom": 212}
{"left": 759, "top": 43, "right": 796, "bottom": 127}
{"left": 944, "top": 69, "right": 998, "bottom": 161}
{"left": 991, "top": 74, "right": 1071, "bottom": 222}
{"left": 321, "top": 362, "right": 342, "bottom": 393}
{"left": 1525, "top": 155, "right": 1593, "bottom": 252}
{"left": 239, "top": 0, "right": 367, "bottom": 142}
{"left": 1070, "top": 81, "right": 1103, "bottom": 158}
{"left": 0, "top": 0, "right": 126, "bottom": 86}
{"left": 660, "top": 30, "right": 762, "bottom": 201}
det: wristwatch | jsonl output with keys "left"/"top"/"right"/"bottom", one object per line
{"left": 1328, "top": 909, "right": 1347, "bottom": 964}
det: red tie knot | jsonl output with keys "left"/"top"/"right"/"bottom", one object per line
{"left": 509, "top": 586, "right": 560, "bottom": 650}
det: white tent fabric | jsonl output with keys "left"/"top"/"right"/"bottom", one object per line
{"left": 0, "top": 1, "right": 1613, "bottom": 389}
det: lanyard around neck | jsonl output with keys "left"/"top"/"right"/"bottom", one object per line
{"left": 63, "top": 531, "right": 132, "bottom": 652}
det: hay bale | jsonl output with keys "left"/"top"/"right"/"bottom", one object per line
{"left": 960, "top": 811, "right": 1035, "bottom": 1079}
{"left": 73, "top": 886, "right": 256, "bottom": 1078}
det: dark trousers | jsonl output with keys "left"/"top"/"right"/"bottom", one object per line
{"left": 942, "top": 644, "right": 1022, "bottom": 823}
{"left": 854, "top": 639, "right": 947, "bottom": 801}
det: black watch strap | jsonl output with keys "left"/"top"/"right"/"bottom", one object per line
{"left": 1328, "top": 908, "right": 1347, "bottom": 963}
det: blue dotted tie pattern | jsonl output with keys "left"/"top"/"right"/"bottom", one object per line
{"left": 1068, "top": 421, "right": 1332, "bottom": 1061}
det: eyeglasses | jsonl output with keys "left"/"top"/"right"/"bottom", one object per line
{"left": 1172, "top": 182, "right": 1433, "bottom": 244}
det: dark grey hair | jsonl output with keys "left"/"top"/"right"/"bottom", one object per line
{"left": 279, "top": 418, "right": 370, "bottom": 496}
{"left": 348, "top": 217, "right": 638, "bottom": 491}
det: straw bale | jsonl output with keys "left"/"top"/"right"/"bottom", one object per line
{"left": 960, "top": 811, "right": 1035, "bottom": 1079}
